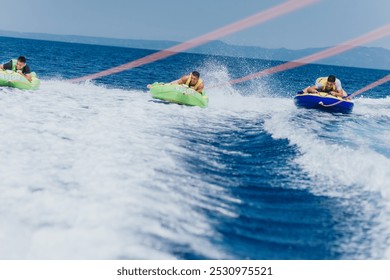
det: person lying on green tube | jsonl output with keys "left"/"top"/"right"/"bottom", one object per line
{"left": 0, "top": 56, "right": 32, "bottom": 82}
{"left": 171, "top": 71, "right": 204, "bottom": 94}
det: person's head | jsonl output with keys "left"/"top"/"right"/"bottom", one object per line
{"left": 190, "top": 71, "right": 200, "bottom": 84}
{"left": 327, "top": 75, "right": 336, "bottom": 82}
{"left": 16, "top": 56, "right": 27, "bottom": 70}
{"left": 326, "top": 75, "right": 336, "bottom": 89}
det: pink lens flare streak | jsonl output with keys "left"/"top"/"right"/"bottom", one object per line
{"left": 69, "top": 0, "right": 319, "bottom": 83}
{"left": 349, "top": 74, "right": 390, "bottom": 99}
{"left": 226, "top": 24, "right": 390, "bottom": 86}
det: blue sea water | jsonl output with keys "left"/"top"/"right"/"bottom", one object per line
{"left": 0, "top": 36, "right": 389, "bottom": 260}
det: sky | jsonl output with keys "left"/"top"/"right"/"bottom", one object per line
{"left": 1, "top": 0, "right": 390, "bottom": 50}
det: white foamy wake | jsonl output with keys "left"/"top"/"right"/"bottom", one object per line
{"left": 0, "top": 79, "right": 244, "bottom": 259}
{"left": 353, "top": 96, "right": 390, "bottom": 117}
{"left": 262, "top": 100, "right": 390, "bottom": 259}
{"left": 3, "top": 69, "right": 386, "bottom": 259}
{"left": 0, "top": 60, "right": 288, "bottom": 260}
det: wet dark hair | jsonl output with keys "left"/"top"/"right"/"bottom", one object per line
{"left": 191, "top": 71, "right": 200, "bottom": 78}
{"left": 17, "top": 56, "right": 27, "bottom": 63}
{"left": 327, "top": 75, "right": 336, "bottom": 82}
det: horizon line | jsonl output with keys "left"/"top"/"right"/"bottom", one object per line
{"left": 1, "top": 29, "right": 390, "bottom": 52}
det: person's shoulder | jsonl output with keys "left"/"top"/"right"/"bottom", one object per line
{"left": 24, "top": 64, "right": 32, "bottom": 74}
{"left": 181, "top": 74, "right": 189, "bottom": 81}
{"left": 2, "top": 60, "right": 12, "bottom": 69}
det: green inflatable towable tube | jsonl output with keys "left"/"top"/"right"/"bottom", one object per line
{"left": 148, "top": 82, "right": 208, "bottom": 108}
{"left": 0, "top": 69, "right": 41, "bottom": 90}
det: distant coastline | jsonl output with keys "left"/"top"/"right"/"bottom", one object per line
{"left": 1, "top": 30, "right": 389, "bottom": 70}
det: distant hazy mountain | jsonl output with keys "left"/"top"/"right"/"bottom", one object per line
{"left": 1, "top": 30, "right": 389, "bottom": 70}
{"left": 0, "top": 30, "right": 178, "bottom": 50}
{"left": 192, "top": 41, "right": 390, "bottom": 71}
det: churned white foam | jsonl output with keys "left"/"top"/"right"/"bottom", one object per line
{"left": 262, "top": 104, "right": 390, "bottom": 258}
{"left": 200, "top": 61, "right": 292, "bottom": 113}
{"left": 0, "top": 79, "right": 239, "bottom": 259}
{"left": 2, "top": 73, "right": 387, "bottom": 259}
{"left": 263, "top": 105, "right": 390, "bottom": 196}
{"left": 353, "top": 96, "right": 390, "bottom": 117}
